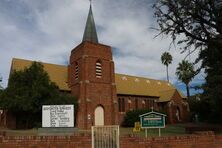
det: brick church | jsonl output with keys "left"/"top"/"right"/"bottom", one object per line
{"left": 0, "top": 4, "right": 189, "bottom": 129}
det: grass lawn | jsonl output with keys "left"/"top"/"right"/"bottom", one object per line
{"left": 0, "top": 124, "right": 186, "bottom": 137}
{"left": 0, "top": 123, "right": 221, "bottom": 137}
{"left": 120, "top": 124, "right": 186, "bottom": 137}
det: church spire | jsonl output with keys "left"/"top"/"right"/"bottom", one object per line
{"left": 82, "top": 3, "right": 98, "bottom": 43}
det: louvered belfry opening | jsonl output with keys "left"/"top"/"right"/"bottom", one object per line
{"left": 75, "top": 62, "right": 79, "bottom": 80}
{"left": 96, "top": 60, "right": 102, "bottom": 78}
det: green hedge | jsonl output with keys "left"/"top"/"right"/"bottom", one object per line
{"left": 121, "top": 109, "right": 167, "bottom": 127}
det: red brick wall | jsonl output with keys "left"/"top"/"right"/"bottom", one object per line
{"left": 0, "top": 132, "right": 222, "bottom": 148}
{"left": 69, "top": 41, "right": 118, "bottom": 129}
{"left": 164, "top": 90, "right": 189, "bottom": 124}
{"left": 0, "top": 134, "right": 91, "bottom": 148}
{"left": 120, "top": 133, "right": 222, "bottom": 148}
{"left": 117, "top": 95, "right": 160, "bottom": 125}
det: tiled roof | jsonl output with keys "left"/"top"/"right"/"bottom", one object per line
{"left": 115, "top": 74, "right": 173, "bottom": 97}
{"left": 11, "top": 58, "right": 69, "bottom": 91}
{"left": 158, "top": 89, "right": 177, "bottom": 102}
{"left": 159, "top": 89, "right": 186, "bottom": 102}
{"left": 10, "top": 58, "right": 186, "bottom": 101}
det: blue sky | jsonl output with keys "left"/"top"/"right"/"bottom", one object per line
{"left": 0, "top": 0, "right": 204, "bottom": 96}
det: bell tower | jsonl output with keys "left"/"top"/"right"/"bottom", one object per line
{"left": 68, "top": 4, "right": 118, "bottom": 129}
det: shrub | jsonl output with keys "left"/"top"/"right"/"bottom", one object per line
{"left": 122, "top": 109, "right": 151, "bottom": 127}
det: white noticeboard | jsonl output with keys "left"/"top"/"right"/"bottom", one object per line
{"left": 42, "top": 105, "right": 74, "bottom": 128}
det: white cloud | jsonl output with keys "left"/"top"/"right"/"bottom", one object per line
{"left": 0, "top": 0, "right": 204, "bottom": 95}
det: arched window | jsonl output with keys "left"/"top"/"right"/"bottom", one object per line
{"left": 145, "top": 99, "right": 149, "bottom": 109}
{"left": 128, "top": 99, "right": 132, "bottom": 110}
{"left": 118, "top": 98, "right": 125, "bottom": 112}
{"left": 96, "top": 60, "right": 102, "bottom": 78}
{"left": 135, "top": 99, "right": 138, "bottom": 109}
{"left": 147, "top": 99, "right": 155, "bottom": 110}
{"left": 75, "top": 62, "right": 78, "bottom": 80}
{"left": 142, "top": 100, "right": 145, "bottom": 109}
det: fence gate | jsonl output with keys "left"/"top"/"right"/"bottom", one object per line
{"left": 92, "top": 125, "right": 119, "bottom": 148}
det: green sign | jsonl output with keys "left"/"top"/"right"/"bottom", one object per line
{"left": 140, "top": 111, "right": 166, "bottom": 128}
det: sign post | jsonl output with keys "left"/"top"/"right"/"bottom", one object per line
{"left": 140, "top": 111, "right": 166, "bottom": 137}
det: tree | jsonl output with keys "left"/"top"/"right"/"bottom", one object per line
{"left": 199, "top": 37, "right": 222, "bottom": 123}
{"left": 176, "top": 60, "right": 195, "bottom": 99}
{"left": 153, "top": 0, "right": 222, "bottom": 123}
{"left": 161, "top": 52, "right": 173, "bottom": 82}
{"left": 153, "top": 0, "right": 221, "bottom": 51}
{"left": 0, "top": 62, "right": 77, "bottom": 128}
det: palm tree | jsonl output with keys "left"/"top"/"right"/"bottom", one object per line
{"left": 175, "top": 60, "right": 195, "bottom": 98}
{"left": 161, "top": 52, "right": 173, "bottom": 82}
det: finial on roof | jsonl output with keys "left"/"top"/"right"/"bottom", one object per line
{"left": 82, "top": 2, "right": 99, "bottom": 43}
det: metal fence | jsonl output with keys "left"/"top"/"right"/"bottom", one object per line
{"left": 92, "top": 125, "right": 119, "bottom": 148}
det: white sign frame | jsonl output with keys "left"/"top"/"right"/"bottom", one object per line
{"left": 42, "top": 105, "right": 74, "bottom": 128}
